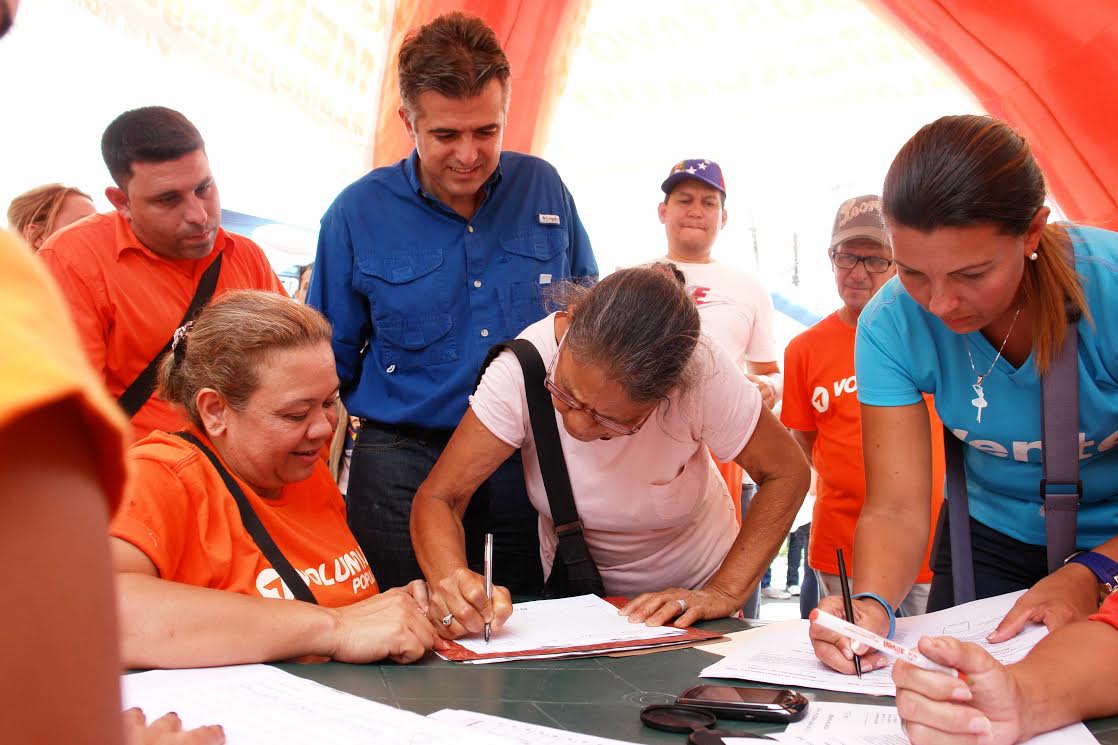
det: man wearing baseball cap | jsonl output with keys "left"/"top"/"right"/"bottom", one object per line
{"left": 655, "top": 158, "right": 784, "bottom": 614}
{"left": 780, "top": 195, "right": 944, "bottom": 616}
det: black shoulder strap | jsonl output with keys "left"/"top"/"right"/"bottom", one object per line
{"left": 173, "top": 430, "right": 318, "bottom": 605}
{"left": 118, "top": 253, "right": 224, "bottom": 418}
{"left": 477, "top": 340, "right": 582, "bottom": 532}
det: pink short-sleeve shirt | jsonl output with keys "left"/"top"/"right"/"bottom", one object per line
{"left": 470, "top": 313, "right": 762, "bottom": 596}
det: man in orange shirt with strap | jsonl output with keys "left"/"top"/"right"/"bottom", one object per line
{"left": 38, "top": 106, "right": 285, "bottom": 441}
{"left": 782, "top": 195, "right": 944, "bottom": 616}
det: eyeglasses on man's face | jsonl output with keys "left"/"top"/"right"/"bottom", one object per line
{"left": 545, "top": 333, "right": 650, "bottom": 437}
{"left": 830, "top": 251, "right": 894, "bottom": 274}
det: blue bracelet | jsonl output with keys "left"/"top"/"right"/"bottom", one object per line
{"left": 851, "top": 592, "right": 896, "bottom": 639}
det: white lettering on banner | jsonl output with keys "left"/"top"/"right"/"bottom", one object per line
{"left": 69, "top": 0, "right": 395, "bottom": 137}
{"left": 952, "top": 428, "right": 1118, "bottom": 462}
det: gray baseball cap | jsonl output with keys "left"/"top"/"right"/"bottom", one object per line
{"left": 830, "top": 195, "right": 889, "bottom": 249}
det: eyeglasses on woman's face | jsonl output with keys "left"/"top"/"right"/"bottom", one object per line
{"left": 545, "top": 333, "right": 650, "bottom": 437}
{"left": 830, "top": 251, "right": 894, "bottom": 273}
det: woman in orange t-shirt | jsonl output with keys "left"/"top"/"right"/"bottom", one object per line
{"left": 110, "top": 291, "right": 442, "bottom": 669}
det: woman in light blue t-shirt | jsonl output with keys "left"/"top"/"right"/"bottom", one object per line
{"left": 810, "top": 115, "right": 1118, "bottom": 678}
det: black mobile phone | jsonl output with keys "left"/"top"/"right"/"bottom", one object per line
{"left": 675, "top": 684, "right": 808, "bottom": 723}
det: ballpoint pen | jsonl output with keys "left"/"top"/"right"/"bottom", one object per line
{"left": 836, "top": 548, "right": 861, "bottom": 678}
{"left": 484, "top": 532, "right": 494, "bottom": 643}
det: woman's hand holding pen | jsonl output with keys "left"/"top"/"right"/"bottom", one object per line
{"left": 987, "top": 562, "right": 1099, "bottom": 643}
{"left": 426, "top": 566, "right": 513, "bottom": 640}
{"left": 894, "top": 636, "right": 1028, "bottom": 745}
{"left": 809, "top": 595, "right": 890, "bottom": 674}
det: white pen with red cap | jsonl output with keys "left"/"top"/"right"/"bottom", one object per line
{"left": 810, "top": 608, "right": 958, "bottom": 677}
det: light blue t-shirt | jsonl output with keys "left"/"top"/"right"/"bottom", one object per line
{"left": 856, "top": 225, "right": 1118, "bottom": 549}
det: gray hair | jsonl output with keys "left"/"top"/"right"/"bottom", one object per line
{"left": 550, "top": 264, "right": 701, "bottom": 403}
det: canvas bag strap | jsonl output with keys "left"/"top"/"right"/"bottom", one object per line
{"left": 173, "top": 430, "right": 318, "bottom": 604}
{"left": 477, "top": 340, "right": 583, "bottom": 531}
{"left": 118, "top": 253, "right": 224, "bottom": 417}
{"left": 943, "top": 427, "right": 977, "bottom": 605}
{"left": 1041, "top": 311, "right": 1081, "bottom": 572}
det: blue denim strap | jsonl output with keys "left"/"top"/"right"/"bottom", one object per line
{"left": 851, "top": 592, "right": 896, "bottom": 639}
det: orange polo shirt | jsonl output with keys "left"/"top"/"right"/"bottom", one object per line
{"left": 782, "top": 312, "right": 944, "bottom": 582}
{"left": 111, "top": 430, "right": 379, "bottom": 606}
{"left": 38, "top": 212, "right": 286, "bottom": 441}
{"left": 1, "top": 230, "right": 128, "bottom": 508}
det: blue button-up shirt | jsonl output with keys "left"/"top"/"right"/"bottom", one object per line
{"left": 309, "top": 150, "right": 597, "bottom": 429}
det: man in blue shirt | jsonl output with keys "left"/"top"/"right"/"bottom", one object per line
{"left": 309, "top": 12, "right": 597, "bottom": 596}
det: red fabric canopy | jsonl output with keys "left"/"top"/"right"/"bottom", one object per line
{"left": 373, "top": 1, "right": 1117, "bottom": 229}
{"left": 867, "top": 0, "right": 1118, "bottom": 228}
{"left": 370, "top": 0, "right": 586, "bottom": 168}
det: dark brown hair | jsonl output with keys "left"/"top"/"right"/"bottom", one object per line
{"left": 158, "top": 291, "right": 333, "bottom": 428}
{"left": 397, "top": 12, "right": 510, "bottom": 120}
{"left": 101, "top": 106, "right": 205, "bottom": 189}
{"left": 883, "top": 114, "right": 1088, "bottom": 373}
{"left": 552, "top": 264, "right": 701, "bottom": 403}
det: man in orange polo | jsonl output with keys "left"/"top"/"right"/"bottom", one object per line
{"left": 39, "top": 106, "right": 285, "bottom": 441}
{"left": 782, "top": 195, "right": 944, "bottom": 616}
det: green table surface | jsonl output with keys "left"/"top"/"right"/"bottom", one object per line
{"left": 275, "top": 617, "right": 1118, "bottom": 744}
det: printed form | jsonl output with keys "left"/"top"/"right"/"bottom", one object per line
{"left": 121, "top": 665, "right": 516, "bottom": 745}
{"left": 723, "top": 702, "right": 1098, "bottom": 745}
{"left": 700, "top": 591, "right": 1047, "bottom": 696}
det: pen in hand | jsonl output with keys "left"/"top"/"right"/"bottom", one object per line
{"left": 484, "top": 533, "right": 494, "bottom": 643}
{"left": 836, "top": 548, "right": 861, "bottom": 678}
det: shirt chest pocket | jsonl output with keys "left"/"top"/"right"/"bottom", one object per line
{"left": 356, "top": 246, "right": 458, "bottom": 369}
{"left": 646, "top": 457, "right": 707, "bottom": 526}
{"left": 498, "top": 227, "right": 569, "bottom": 336}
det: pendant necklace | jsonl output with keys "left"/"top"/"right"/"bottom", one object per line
{"left": 965, "top": 305, "right": 1022, "bottom": 423}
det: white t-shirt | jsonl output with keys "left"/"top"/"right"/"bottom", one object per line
{"left": 666, "top": 258, "right": 777, "bottom": 369}
{"left": 469, "top": 313, "right": 763, "bottom": 596}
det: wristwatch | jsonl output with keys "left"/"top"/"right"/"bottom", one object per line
{"left": 1065, "top": 550, "right": 1118, "bottom": 603}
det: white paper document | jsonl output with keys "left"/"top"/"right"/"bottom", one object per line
{"left": 700, "top": 591, "right": 1048, "bottom": 697}
{"left": 724, "top": 702, "right": 1098, "bottom": 745}
{"left": 121, "top": 665, "right": 516, "bottom": 745}
{"left": 429, "top": 709, "right": 639, "bottom": 744}
{"left": 449, "top": 594, "right": 684, "bottom": 656}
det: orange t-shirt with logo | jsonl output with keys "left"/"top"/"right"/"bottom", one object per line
{"left": 111, "top": 430, "right": 379, "bottom": 606}
{"left": 1, "top": 230, "right": 128, "bottom": 508}
{"left": 38, "top": 212, "right": 286, "bottom": 442}
{"left": 782, "top": 312, "right": 944, "bottom": 581}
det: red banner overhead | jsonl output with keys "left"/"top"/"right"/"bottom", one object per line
{"left": 371, "top": 0, "right": 588, "bottom": 167}
{"left": 867, "top": 0, "right": 1118, "bottom": 228}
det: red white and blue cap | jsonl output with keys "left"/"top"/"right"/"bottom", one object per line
{"left": 661, "top": 159, "right": 726, "bottom": 198}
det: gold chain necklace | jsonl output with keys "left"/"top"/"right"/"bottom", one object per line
{"left": 964, "top": 304, "right": 1023, "bottom": 423}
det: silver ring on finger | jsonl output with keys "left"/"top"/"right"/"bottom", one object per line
{"left": 440, "top": 612, "right": 454, "bottom": 627}
{"left": 676, "top": 598, "right": 688, "bottom": 614}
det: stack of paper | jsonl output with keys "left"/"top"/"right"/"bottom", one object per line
{"left": 123, "top": 665, "right": 648, "bottom": 744}
{"left": 721, "top": 702, "right": 1098, "bottom": 745}
{"left": 700, "top": 591, "right": 1048, "bottom": 697}
{"left": 439, "top": 594, "right": 722, "bottom": 664}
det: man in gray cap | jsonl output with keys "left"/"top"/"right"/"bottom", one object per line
{"left": 781, "top": 195, "right": 939, "bottom": 617}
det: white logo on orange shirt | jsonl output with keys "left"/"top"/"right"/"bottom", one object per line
{"left": 813, "top": 376, "right": 858, "bottom": 413}
{"left": 256, "top": 567, "right": 296, "bottom": 600}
